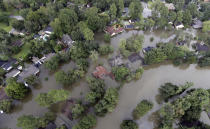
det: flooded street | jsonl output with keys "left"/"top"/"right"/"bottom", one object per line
{"left": 1, "top": 29, "right": 209, "bottom": 129}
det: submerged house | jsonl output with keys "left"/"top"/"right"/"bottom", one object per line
{"left": 104, "top": 25, "right": 124, "bottom": 37}
{"left": 128, "top": 53, "right": 142, "bottom": 63}
{"left": 175, "top": 23, "right": 184, "bottom": 30}
{"left": 62, "top": 34, "right": 75, "bottom": 47}
{"left": 93, "top": 66, "right": 109, "bottom": 79}
{"left": 109, "top": 55, "right": 123, "bottom": 67}
{"left": 18, "top": 65, "right": 40, "bottom": 81}
{"left": 6, "top": 69, "right": 21, "bottom": 78}
{"left": 195, "top": 43, "right": 210, "bottom": 52}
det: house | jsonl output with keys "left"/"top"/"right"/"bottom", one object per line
{"left": 9, "top": 28, "right": 24, "bottom": 36}
{"left": 175, "top": 23, "right": 184, "bottom": 29}
{"left": 1, "top": 59, "right": 17, "bottom": 71}
{"left": 45, "top": 123, "right": 56, "bottom": 129}
{"left": 128, "top": 53, "right": 142, "bottom": 63}
{"left": 109, "top": 55, "right": 123, "bottom": 67}
{"left": 62, "top": 34, "right": 75, "bottom": 47}
{"left": 40, "top": 53, "right": 55, "bottom": 63}
{"left": 0, "top": 60, "right": 7, "bottom": 67}
{"left": 195, "top": 43, "right": 210, "bottom": 52}
{"left": 32, "top": 57, "right": 42, "bottom": 65}
{"left": 165, "top": 3, "right": 175, "bottom": 10}
{"left": 93, "top": 66, "right": 109, "bottom": 79}
{"left": 19, "top": 65, "right": 40, "bottom": 80}
{"left": 193, "top": 20, "right": 203, "bottom": 29}
{"left": 142, "top": 46, "right": 154, "bottom": 53}
{"left": 104, "top": 25, "right": 124, "bottom": 37}
{"left": 44, "top": 26, "right": 53, "bottom": 35}
{"left": 6, "top": 69, "right": 21, "bottom": 78}
{"left": 11, "top": 40, "right": 23, "bottom": 47}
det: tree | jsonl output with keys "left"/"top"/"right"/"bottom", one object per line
{"left": 126, "top": 35, "right": 144, "bottom": 52}
{"left": 0, "top": 99, "right": 13, "bottom": 113}
{"left": 109, "top": 3, "right": 117, "bottom": 20}
{"left": 182, "top": 10, "right": 192, "bottom": 26}
{"left": 176, "top": 11, "right": 183, "bottom": 23}
{"left": 89, "top": 50, "right": 99, "bottom": 63}
{"left": 57, "top": 125, "right": 68, "bottom": 129}
{"left": 168, "top": 11, "right": 177, "bottom": 23}
{"left": 72, "top": 103, "right": 85, "bottom": 119}
{"left": 104, "top": 33, "right": 111, "bottom": 43}
{"left": 112, "top": 66, "right": 130, "bottom": 81}
{"left": 118, "top": 0, "right": 124, "bottom": 14}
{"left": 83, "top": 28, "right": 94, "bottom": 41}
{"left": 94, "top": 88, "right": 119, "bottom": 116}
{"left": 24, "top": 75, "right": 38, "bottom": 86}
{"left": 202, "top": 20, "right": 210, "bottom": 32}
{"left": 120, "top": 120, "right": 138, "bottom": 129}
{"left": 10, "top": 19, "right": 25, "bottom": 31}
{"left": 50, "top": 18, "right": 63, "bottom": 38}
{"left": 186, "top": 3, "right": 199, "bottom": 18}
{"left": 134, "top": 67, "right": 144, "bottom": 80}
{"left": 144, "top": 48, "right": 167, "bottom": 64}
{"left": 98, "top": 45, "right": 113, "bottom": 55}
{"left": 38, "top": 112, "right": 57, "bottom": 128}
{"left": 5, "top": 78, "right": 29, "bottom": 100}
{"left": 17, "top": 115, "right": 39, "bottom": 129}
{"left": 72, "top": 115, "right": 97, "bottom": 129}
{"left": 132, "top": 100, "right": 153, "bottom": 119}
{"left": 144, "top": 18, "right": 155, "bottom": 30}
{"left": 172, "top": 0, "right": 185, "bottom": 11}
{"left": 35, "top": 89, "right": 69, "bottom": 107}
{"left": 129, "top": 1, "right": 143, "bottom": 19}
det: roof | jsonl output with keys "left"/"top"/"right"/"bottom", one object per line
{"left": 93, "top": 66, "right": 109, "bottom": 79}
{"left": 165, "top": 3, "right": 175, "bottom": 10}
{"left": 109, "top": 55, "right": 123, "bottom": 67}
{"left": 11, "top": 40, "right": 23, "bottom": 47}
{"left": 62, "top": 34, "right": 74, "bottom": 46}
{"left": 143, "top": 46, "right": 154, "bottom": 53}
{"left": 6, "top": 69, "right": 21, "bottom": 78}
{"left": 9, "top": 15, "right": 24, "bottom": 20}
{"left": 45, "top": 123, "right": 56, "bottom": 129}
{"left": 128, "top": 53, "right": 142, "bottom": 63}
{"left": 1, "top": 59, "right": 17, "bottom": 71}
{"left": 195, "top": 43, "right": 210, "bottom": 52}
{"left": 124, "top": 25, "right": 134, "bottom": 29}
{"left": 0, "top": 60, "right": 7, "bottom": 67}
{"left": 105, "top": 25, "right": 124, "bottom": 36}
{"left": 19, "top": 65, "right": 40, "bottom": 79}
{"left": 44, "top": 26, "right": 53, "bottom": 33}
{"left": 40, "top": 53, "right": 55, "bottom": 63}
{"left": 193, "top": 20, "right": 203, "bottom": 29}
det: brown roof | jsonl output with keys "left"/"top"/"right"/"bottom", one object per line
{"left": 93, "top": 66, "right": 109, "bottom": 79}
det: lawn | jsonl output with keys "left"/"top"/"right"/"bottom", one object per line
{"left": 13, "top": 43, "right": 31, "bottom": 59}
{"left": 0, "top": 22, "right": 12, "bottom": 32}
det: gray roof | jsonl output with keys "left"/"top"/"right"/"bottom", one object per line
{"left": 109, "top": 55, "right": 123, "bottom": 67}
{"left": 1, "top": 59, "right": 17, "bottom": 71}
{"left": 62, "top": 34, "right": 74, "bottom": 46}
{"left": 193, "top": 20, "right": 203, "bottom": 29}
{"left": 6, "top": 69, "right": 21, "bottom": 78}
{"left": 19, "top": 65, "right": 39, "bottom": 79}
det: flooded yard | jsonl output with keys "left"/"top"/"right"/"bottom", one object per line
{"left": 1, "top": 29, "right": 209, "bottom": 129}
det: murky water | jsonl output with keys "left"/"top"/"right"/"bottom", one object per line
{"left": 1, "top": 30, "right": 209, "bottom": 129}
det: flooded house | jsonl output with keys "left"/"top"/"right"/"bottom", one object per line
{"left": 195, "top": 43, "right": 210, "bottom": 52}
{"left": 1, "top": 59, "right": 18, "bottom": 72}
{"left": 5, "top": 69, "right": 21, "bottom": 78}
{"left": 109, "top": 55, "right": 123, "bottom": 67}
{"left": 62, "top": 34, "right": 75, "bottom": 47}
{"left": 175, "top": 23, "right": 184, "bottom": 30}
{"left": 104, "top": 25, "right": 124, "bottom": 37}
{"left": 93, "top": 66, "right": 109, "bottom": 79}
{"left": 18, "top": 65, "right": 40, "bottom": 82}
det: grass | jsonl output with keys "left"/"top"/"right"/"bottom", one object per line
{"left": 0, "top": 22, "right": 12, "bottom": 32}
{"left": 13, "top": 43, "right": 31, "bottom": 59}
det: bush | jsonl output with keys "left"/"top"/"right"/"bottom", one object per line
{"left": 132, "top": 100, "right": 153, "bottom": 119}
{"left": 104, "top": 33, "right": 111, "bottom": 43}
{"left": 112, "top": 66, "right": 130, "bottom": 81}
{"left": 120, "top": 120, "right": 138, "bottom": 129}
{"left": 0, "top": 99, "right": 13, "bottom": 113}
{"left": 150, "top": 37, "right": 154, "bottom": 42}
{"left": 72, "top": 115, "right": 96, "bottom": 129}
{"left": 98, "top": 45, "right": 113, "bottom": 55}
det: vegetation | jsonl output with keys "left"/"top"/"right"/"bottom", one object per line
{"left": 94, "top": 88, "right": 119, "bottom": 116}
{"left": 0, "top": 99, "right": 13, "bottom": 113}
{"left": 104, "top": 33, "right": 111, "bottom": 43}
{"left": 72, "top": 103, "right": 85, "bottom": 119}
{"left": 17, "top": 112, "right": 56, "bottom": 129}
{"left": 5, "top": 78, "right": 29, "bottom": 100}
{"left": 112, "top": 66, "right": 130, "bottom": 81}
{"left": 132, "top": 100, "right": 153, "bottom": 120}
{"left": 72, "top": 115, "right": 97, "bottom": 129}
{"left": 98, "top": 45, "right": 113, "bottom": 56}
{"left": 120, "top": 120, "right": 138, "bottom": 129}
{"left": 159, "top": 82, "right": 193, "bottom": 101}
{"left": 35, "top": 89, "right": 69, "bottom": 107}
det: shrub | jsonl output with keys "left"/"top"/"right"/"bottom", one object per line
{"left": 104, "top": 33, "right": 111, "bottom": 43}
{"left": 132, "top": 100, "right": 153, "bottom": 119}
{"left": 120, "top": 120, "right": 138, "bottom": 129}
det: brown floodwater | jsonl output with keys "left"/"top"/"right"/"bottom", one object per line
{"left": 0, "top": 30, "right": 209, "bottom": 129}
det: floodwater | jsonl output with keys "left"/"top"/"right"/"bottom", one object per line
{"left": 0, "top": 29, "right": 209, "bottom": 129}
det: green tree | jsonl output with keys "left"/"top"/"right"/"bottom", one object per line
{"left": 144, "top": 48, "right": 167, "bottom": 64}
{"left": 176, "top": 11, "right": 183, "bottom": 23}
{"left": 110, "top": 3, "right": 117, "bottom": 20}
{"left": 94, "top": 88, "right": 119, "bottom": 116}
{"left": 17, "top": 115, "right": 39, "bottom": 129}
{"left": 35, "top": 89, "right": 69, "bottom": 107}
{"left": 120, "top": 120, "right": 138, "bottom": 129}
{"left": 57, "top": 125, "right": 67, "bottom": 129}
{"left": 118, "top": 0, "right": 124, "bottom": 14}
{"left": 10, "top": 19, "right": 25, "bottom": 31}
{"left": 98, "top": 45, "right": 113, "bottom": 55}
{"left": 186, "top": 3, "right": 199, "bottom": 18}
{"left": 104, "top": 33, "right": 111, "bottom": 43}
{"left": 0, "top": 99, "right": 13, "bottom": 113}
{"left": 50, "top": 18, "right": 63, "bottom": 38}
{"left": 203, "top": 20, "right": 210, "bottom": 32}
{"left": 129, "top": 1, "right": 143, "bottom": 19}
{"left": 112, "top": 66, "right": 130, "bottom": 81}
{"left": 83, "top": 28, "right": 94, "bottom": 41}
{"left": 72, "top": 103, "right": 85, "bottom": 119}
{"left": 182, "top": 10, "right": 192, "bottom": 26}
{"left": 24, "top": 75, "right": 38, "bottom": 86}
{"left": 72, "top": 115, "right": 97, "bottom": 129}
{"left": 132, "top": 100, "right": 153, "bottom": 119}
{"left": 89, "top": 50, "right": 99, "bottom": 63}
{"left": 5, "top": 78, "right": 29, "bottom": 100}
{"left": 168, "top": 11, "right": 177, "bottom": 23}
